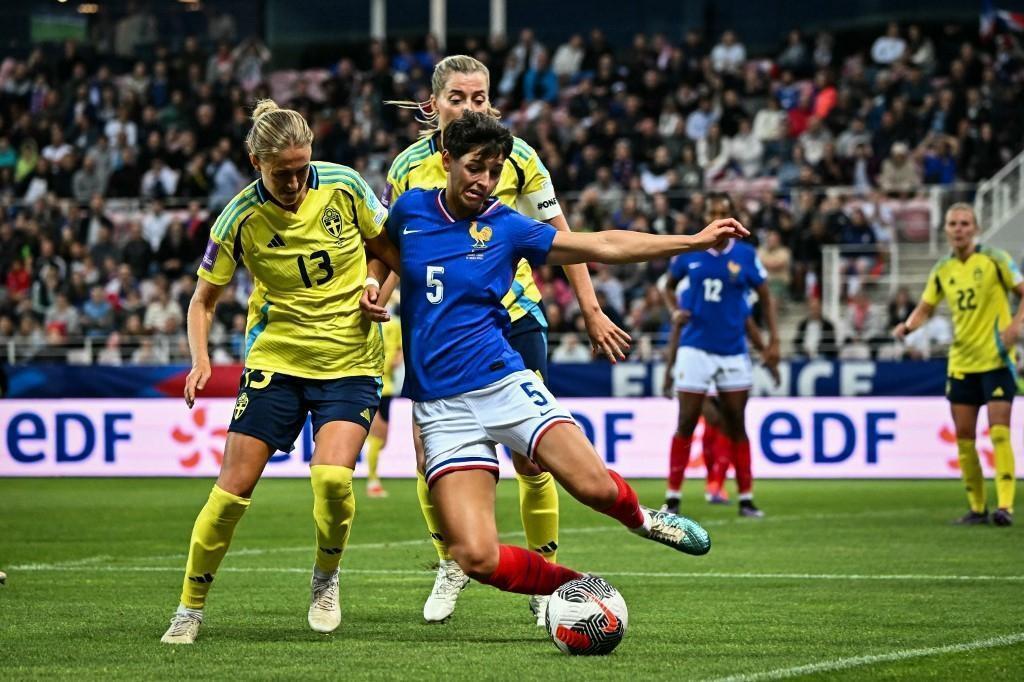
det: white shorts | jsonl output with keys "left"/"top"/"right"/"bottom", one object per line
{"left": 673, "top": 346, "right": 752, "bottom": 394}
{"left": 414, "top": 370, "right": 577, "bottom": 486}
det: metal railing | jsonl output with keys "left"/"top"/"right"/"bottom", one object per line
{"left": 975, "top": 147, "right": 1024, "bottom": 242}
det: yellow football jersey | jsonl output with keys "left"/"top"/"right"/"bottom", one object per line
{"left": 384, "top": 132, "right": 562, "bottom": 324}
{"left": 198, "top": 162, "right": 387, "bottom": 379}
{"left": 380, "top": 316, "right": 403, "bottom": 396}
{"left": 920, "top": 244, "right": 1023, "bottom": 375}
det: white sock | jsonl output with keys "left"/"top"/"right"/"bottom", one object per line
{"left": 313, "top": 566, "right": 337, "bottom": 581}
{"left": 177, "top": 604, "right": 203, "bottom": 618}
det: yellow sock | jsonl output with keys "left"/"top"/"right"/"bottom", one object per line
{"left": 366, "top": 435, "right": 384, "bottom": 482}
{"left": 990, "top": 425, "right": 1016, "bottom": 512}
{"left": 180, "top": 485, "right": 251, "bottom": 609}
{"left": 517, "top": 471, "right": 560, "bottom": 562}
{"left": 957, "top": 439, "right": 987, "bottom": 514}
{"left": 416, "top": 472, "right": 451, "bottom": 561}
{"left": 310, "top": 464, "right": 356, "bottom": 574}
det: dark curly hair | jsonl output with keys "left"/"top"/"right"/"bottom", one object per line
{"left": 443, "top": 111, "right": 513, "bottom": 162}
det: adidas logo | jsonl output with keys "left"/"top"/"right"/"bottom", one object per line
{"left": 533, "top": 541, "right": 559, "bottom": 555}
{"left": 188, "top": 572, "right": 215, "bottom": 584}
{"left": 361, "top": 408, "right": 372, "bottom": 422}
{"left": 319, "top": 546, "right": 343, "bottom": 555}
{"left": 267, "top": 234, "right": 286, "bottom": 248}
{"left": 992, "top": 387, "right": 1005, "bottom": 397}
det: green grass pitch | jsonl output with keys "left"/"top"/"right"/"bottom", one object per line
{"left": 1, "top": 478, "right": 1021, "bottom": 680}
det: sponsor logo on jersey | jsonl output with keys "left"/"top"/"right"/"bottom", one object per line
{"left": 322, "top": 207, "right": 343, "bottom": 240}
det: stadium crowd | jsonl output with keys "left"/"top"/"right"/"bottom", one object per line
{"left": 0, "top": 10, "right": 1021, "bottom": 365}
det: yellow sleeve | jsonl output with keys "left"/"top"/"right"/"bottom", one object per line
{"left": 383, "top": 169, "right": 403, "bottom": 209}
{"left": 197, "top": 188, "right": 259, "bottom": 286}
{"left": 991, "top": 248, "right": 1024, "bottom": 291}
{"left": 510, "top": 137, "right": 562, "bottom": 221}
{"left": 350, "top": 172, "right": 388, "bottom": 240}
{"left": 920, "top": 262, "right": 944, "bottom": 307}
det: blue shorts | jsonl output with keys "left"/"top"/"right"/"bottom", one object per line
{"left": 228, "top": 369, "right": 382, "bottom": 453}
{"left": 509, "top": 314, "right": 548, "bottom": 382}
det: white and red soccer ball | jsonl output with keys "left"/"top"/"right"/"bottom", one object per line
{"left": 545, "top": 576, "right": 628, "bottom": 655}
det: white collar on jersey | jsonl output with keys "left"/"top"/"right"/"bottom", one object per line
{"left": 435, "top": 189, "right": 502, "bottom": 223}
{"left": 707, "top": 238, "right": 736, "bottom": 257}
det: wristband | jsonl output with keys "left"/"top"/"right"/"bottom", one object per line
{"left": 364, "top": 276, "right": 381, "bottom": 289}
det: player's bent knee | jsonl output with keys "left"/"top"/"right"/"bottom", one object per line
{"left": 310, "top": 464, "right": 354, "bottom": 499}
{"left": 449, "top": 542, "right": 500, "bottom": 580}
{"left": 512, "top": 452, "right": 543, "bottom": 476}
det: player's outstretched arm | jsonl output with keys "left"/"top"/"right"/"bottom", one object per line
{"left": 893, "top": 301, "right": 935, "bottom": 340}
{"left": 548, "top": 213, "right": 632, "bottom": 362}
{"left": 185, "top": 278, "right": 225, "bottom": 409}
{"left": 546, "top": 219, "right": 748, "bottom": 266}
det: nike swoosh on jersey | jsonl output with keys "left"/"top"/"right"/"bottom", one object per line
{"left": 539, "top": 408, "right": 554, "bottom": 416}
{"left": 403, "top": 227, "right": 423, "bottom": 235}
{"left": 688, "top": 262, "right": 701, "bottom": 269}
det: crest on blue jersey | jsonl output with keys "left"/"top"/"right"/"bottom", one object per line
{"left": 469, "top": 221, "right": 492, "bottom": 250}
{"left": 727, "top": 260, "right": 741, "bottom": 279}
{"left": 322, "top": 207, "right": 343, "bottom": 240}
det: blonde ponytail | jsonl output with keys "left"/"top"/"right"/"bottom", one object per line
{"left": 245, "top": 98, "right": 314, "bottom": 160}
{"left": 386, "top": 55, "right": 501, "bottom": 137}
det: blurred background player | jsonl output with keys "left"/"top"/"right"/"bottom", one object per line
{"left": 663, "top": 295, "right": 778, "bottom": 506}
{"left": 894, "top": 203, "right": 1024, "bottom": 526}
{"left": 161, "top": 100, "right": 398, "bottom": 644}
{"left": 661, "top": 192, "right": 780, "bottom": 518}
{"left": 383, "top": 55, "right": 630, "bottom": 624}
{"left": 366, "top": 299, "right": 403, "bottom": 498}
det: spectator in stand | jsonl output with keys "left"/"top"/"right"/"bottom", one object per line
{"left": 757, "top": 230, "right": 792, "bottom": 303}
{"left": 552, "top": 34, "right": 585, "bottom": 82}
{"left": 794, "top": 297, "right": 839, "bottom": 358}
{"left": 143, "top": 283, "right": 183, "bottom": 336}
{"left": 551, "top": 333, "right": 592, "bottom": 362}
{"left": 82, "top": 285, "right": 115, "bottom": 337}
{"left": 522, "top": 50, "right": 559, "bottom": 104}
{"left": 878, "top": 142, "right": 921, "bottom": 196}
{"left": 872, "top": 22, "right": 906, "bottom": 65}
{"left": 727, "top": 118, "right": 763, "bottom": 178}
{"left": 711, "top": 30, "right": 746, "bottom": 81}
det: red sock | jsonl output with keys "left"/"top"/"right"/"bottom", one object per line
{"left": 702, "top": 423, "right": 719, "bottom": 492}
{"left": 733, "top": 438, "right": 753, "bottom": 495}
{"left": 667, "top": 435, "right": 692, "bottom": 493}
{"left": 481, "top": 545, "right": 582, "bottom": 595}
{"left": 602, "top": 470, "right": 646, "bottom": 529}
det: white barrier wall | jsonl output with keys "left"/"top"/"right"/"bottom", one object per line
{"left": 1, "top": 398, "right": 1021, "bottom": 478}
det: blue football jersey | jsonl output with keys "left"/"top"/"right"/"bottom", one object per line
{"left": 387, "top": 188, "right": 557, "bottom": 401}
{"left": 670, "top": 239, "right": 766, "bottom": 356}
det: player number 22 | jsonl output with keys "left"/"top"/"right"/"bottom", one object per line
{"left": 703, "top": 278, "right": 723, "bottom": 302}
{"left": 426, "top": 265, "right": 445, "bottom": 304}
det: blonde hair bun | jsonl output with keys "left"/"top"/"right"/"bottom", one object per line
{"left": 251, "top": 99, "right": 280, "bottom": 121}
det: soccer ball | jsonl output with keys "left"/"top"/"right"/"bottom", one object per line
{"left": 545, "top": 576, "right": 628, "bottom": 655}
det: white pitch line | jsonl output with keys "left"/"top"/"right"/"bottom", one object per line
{"left": 9, "top": 564, "right": 1023, "bottom": 583}
{"left": 13, "top": 508, "right": 928, "bottom": 569}
{"left": 704, "top": 632, "right": 1024, "bottom": 682}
